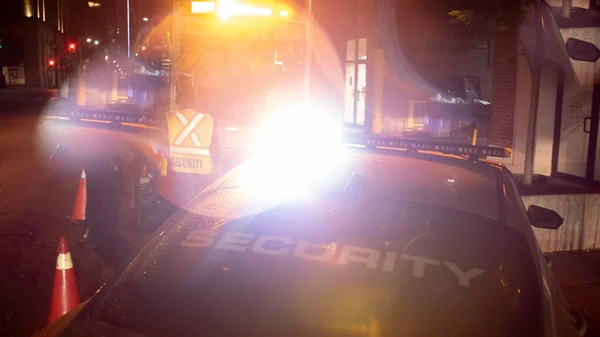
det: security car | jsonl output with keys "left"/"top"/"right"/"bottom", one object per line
{"left": 35, "top": 135, "right": 584, "bottom": 337}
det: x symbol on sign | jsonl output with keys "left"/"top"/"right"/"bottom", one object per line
{"left": 174, "top": 112, "right": 205, "bottom": 147}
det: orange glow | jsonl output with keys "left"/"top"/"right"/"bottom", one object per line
{"left": 48, "top": 60, "right": 55, "bottom": 66}
{"left": 191, "top": 1, "right": 276, "bottom": 19}
{"left": 24, "top": 0, "right": 33, "bottom": 17}
{"left": 141, "top": 46, "right": 146, "bottom": 51}
{"left": 191, "top": 1, "right": 215, "bottom": 13}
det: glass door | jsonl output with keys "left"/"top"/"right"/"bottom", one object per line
{"left": 556, "top": 84, "right": 597, "bottom": 180}
{"left": 344, "top": 38, "right": 367, "bottom": 126}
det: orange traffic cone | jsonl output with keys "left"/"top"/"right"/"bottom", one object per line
{"left": 141, "top": 163, "right": 149, "bottom": 177}
{"left": 48, "top": 237, "right": 81, "bottom": 324}
{"left": 68, "top": 170, "right": 87, "bottom": 223}
{"left": 140, "top": 163, "right": 151, "bottom": 185}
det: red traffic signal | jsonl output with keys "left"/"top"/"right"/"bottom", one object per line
{"left": 68, "top": 43, "right": 76, "bottom": 52}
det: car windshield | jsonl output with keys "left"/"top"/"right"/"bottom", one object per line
{"left": 64, "top": 193, "right": 541, "bottom": 337}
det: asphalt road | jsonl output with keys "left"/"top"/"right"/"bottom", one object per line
{"left": 0, "top": 107, "right": 115, "bottom": 337}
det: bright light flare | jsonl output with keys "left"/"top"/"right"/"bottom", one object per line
{"left": 191, "top": 1, "right": 273, "bottom": 19}
{"left": 191, "top": 1, "right": 216, "bottom": 13}
{"left": 245, "top": 109, "right": 344, "bottom": 199}
{"left": 230, "top": 3, "right": 272, "bottom": 17}
{"left": 216, "top": 0, "right": 235, "bottom": 20}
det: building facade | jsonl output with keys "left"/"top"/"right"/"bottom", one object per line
{"left": 310, "top": 0, "right": 494, "bottom": 139}
{"left": 0, "top": 0, "right": 67, "bottom": 87}
{"left": 489, "top": 0, "right": 600, "bottom": 187}
{"left": 311, "top": 0, "right": 599, "bottom": 188}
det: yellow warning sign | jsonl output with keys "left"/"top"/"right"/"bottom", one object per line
{"left": 166, "top": 109, "right": 214, "bottom": 175}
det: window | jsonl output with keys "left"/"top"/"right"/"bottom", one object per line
{"left": 24, "top": 0, "right": 34, "bottom": 17}
{"left": 344, "top": 38, "right": 367, "bottom": 126}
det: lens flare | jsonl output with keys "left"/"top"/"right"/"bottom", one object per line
{"left": 245, "top": 107, "right": 344, "bottom": 198}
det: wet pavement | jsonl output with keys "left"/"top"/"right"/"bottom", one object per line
{"left": 1, "top": 105, "right": 600, "bottom": 336}
{"left": 0, "top": 108, "right": 115, "bottom": 336}
{"left": 547, "top": 251, "right": 600, "bottom": 336}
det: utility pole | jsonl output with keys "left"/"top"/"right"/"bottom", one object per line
{"left": 127, "top": 0, "right": 131, "bottom": 58}
{"left": 53, "top": 42, "right": 59, "bottom": 88}
{"left": 303, "top": 0, "right": 313, "bottom": 106}
{"left": 523, "top": 1, "right": 544, "bottom": 185}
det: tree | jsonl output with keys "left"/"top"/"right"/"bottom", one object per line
{"left": 448, "top": 0, "right": 535, "bottom": 32}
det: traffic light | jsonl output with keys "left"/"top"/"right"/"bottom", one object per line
{"left": 48, "top": 59, "right": 55, "bottom": 66}
{"left": 68, "top": 43, "right": 76, "bottom": 53}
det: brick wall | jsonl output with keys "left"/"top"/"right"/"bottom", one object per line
{"left": 490, "top": 27, "right": 519, "bottom": 148}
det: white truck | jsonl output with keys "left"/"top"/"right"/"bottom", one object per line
{"left": 166, "top": 0, "right": 310, "bottom": 168}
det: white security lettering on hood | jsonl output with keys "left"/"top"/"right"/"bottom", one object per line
{"left": 181, "top": 230, "right": 487, "bottom": 288}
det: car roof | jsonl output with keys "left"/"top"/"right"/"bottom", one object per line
{"left": 215, "top": 147, "right": 504, "bottom": 221}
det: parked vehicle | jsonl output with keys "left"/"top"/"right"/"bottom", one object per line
{"left": 34, "top": 135, "right": 585, "bottom": 337}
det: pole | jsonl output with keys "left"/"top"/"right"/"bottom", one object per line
{"left": 523, "top": 1, "right": 544, "bottom": 185}
{"left": 170, "top": 1, "right": 183, "bottom": 113}
{"left": 127, "top": 0, "right": 131, "bottom": 59}
{"left": 303, "top": 0, "right": 313, "bottom": 106}
{"left": 586, "top": 83, "right": 600, "bottom": 179}
{"left": 561, "top": 0, "right": 571, "bottom": 18}
{"left": 54, "top": 44, "right": 59, "bottom": 88}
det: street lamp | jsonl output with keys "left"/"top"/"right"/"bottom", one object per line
{"left": 143, "top": 17, "right": 149, "bottom": 22}
{"left": 94, "top": 40, "right": 100, "bottom": 45}
{"left": 86, "top": 38, "right": 92, "bottom": 43}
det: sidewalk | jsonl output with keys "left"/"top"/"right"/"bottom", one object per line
{"left": 0, "top": 87, "right": 56, "bottom": 110}
{"left": 548, "top": 250, "right": 600, "bottom": 335}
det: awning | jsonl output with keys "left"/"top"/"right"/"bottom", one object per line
{"left": 519, "top": 3, "right": 600, "bottom": 86}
